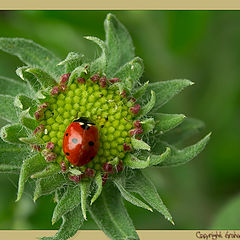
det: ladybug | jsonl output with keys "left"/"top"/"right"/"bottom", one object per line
{"left": 63, "top": 117, "right": 100, "bottom": 166}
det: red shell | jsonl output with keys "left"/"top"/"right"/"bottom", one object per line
{"left": 63, "top": 118, "right": 99, "bottom": 166}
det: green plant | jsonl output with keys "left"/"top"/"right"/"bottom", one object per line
{"left": 0, "top": 13, "right": 210, "bottom": 240}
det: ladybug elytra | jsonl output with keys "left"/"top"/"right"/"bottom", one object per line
{"left": 63, "top": 117, "right": 99, "bottom": 166}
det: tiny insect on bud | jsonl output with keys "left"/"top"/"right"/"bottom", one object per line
{"left": 60, "top": 73, "right": 71, "bottom": 84}
{"left": 90, "top": 74, "right": 100, "bottom": 82}
{"left": 51, "top": 86, "right": 59, "bottom": 95}
{"left": 102, "top": 173, "right": 108, "bottom": 186}
{"left": 69, "top": 174, "right": 85, "bottom": 183}
{"left": 123, "top": 143, "right": 131, "bottom": 151}
{"left": 39, "top": 102, "right": 48, "bottom": 109}
{"left": 134, "top": 120, "right": 141, "bottom": 128}
{"left": 45, "top": 152, "right": 57, "bottom": 162}
{"left": 109, "top": 78, "right": 120, "bottom": 83}
{"left": 46, "top": 142, "right": 54, "bottom": 150}
{"left": 77, "top": 77, "right": 85, "bottom": 84}
{"left": 60, "top": 161, "right": 67, "bottom": 172}
{"left": 116, "top": 160, "right": 123, "bottom": 172}
{"left": 130, "top": 128, "right": 144, "bottom": 136}
{"left": 85, "top": 168, "right": 95, "bottom": 177}
{"left": 130, "top": 104, "right": 141, "bottom": 114}
{"left": 121, "top": 90, "right": 127, "bottom": 98}
{"left": 99, "top": 76, "right": 107, "bottom": 88}
{"left": 60, "top": 84, "right": 67, "bottom": 92}
{"left": 102, "top": 163, "right": 114, "bottom": 174}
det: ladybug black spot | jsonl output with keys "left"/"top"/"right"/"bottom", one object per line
{"left": 88, "top": 141, "right": 94, "bottom": 146}
{"left": 105, "top": 117, "right": 108, "bottom": 121}
{"left": 90, "top": 156, "right": 94, "bottom": 160}
{"left": 66, "top": 152, "right": 70, "bottom": 156}
{"left": 66, "top": 133, "right": 68, "bottom": 136}
{"left": 101, "top": 125, "right": 104, "bottom": 128}
{"left": 72, "top": 138, "right": 78, "bottom": 144}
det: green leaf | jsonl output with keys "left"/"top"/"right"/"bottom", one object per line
{"left": 14, "top": 94, "right": 37, "bottom": 116}
{"left": 149, "top": 147, "right": 171, "bottom": 166}
{"left": 133, "top": 81, "right": 149, "bottom": 99}
{"left": 147, "top": 79, "right": 194, "bottom": 111}
{"left": 90, "top": 172, "right": 103, "bottom": 205}
{"left": 0, "top": 38, "right": 63, "bottom": 78}
{"left": 114, "top": 177, "right": 153, "bottom": 212}
{"left": 34, "top": 173, "right": 67, "bottom": 201}
{"left": 89, "top": 182, "right": 139, "bottom": 240}
{"left": 68, "top": 64, "right": 89, "bottom": 85}
{"left": 58, "top": 52, "right": 84, "bottom": 73}
{"left": 131, "top": 138, "right": 150, "bottom": 151}
{"left": 114, "top": 57, "right": 144, "bottom": 91}
{"left": 0, "top": 123, "right": 29, "bottom": 144}
{"left": 19, "top": 135, "right": 44, "bottom": 145}
{"left": 158, "top": 133, "right": 211, "bottom": 167}
{"left": 17, "top": 153, "right": 46, "bottom": 201}
{"left": 211, "top": 194, "right": 240, "bottom": 230}
{"left": 16, "top": 66, "right": 41, "bottom": 93}
{"left": 124, "top": 153, "right": 150, "bottom": 169}
{"left": 80, "top": 180, "right": 91, "bottom": 220}
{"left": 104, "top": 13, "right": 135, "bottom": 77}
{"left": 152, "top": 113, "right": 186, "bottom": 134}
{"left": 42, "top": 205, "right": 84, "bottom": 240}
{"left": 0, "top": 164, "right": 20, "bottom": 173}
{"left": 85, "top": 36, "right": 107, "bottom": 74}
{"left": 19, "top": 109, "right": 38, "bottom": 130}
{"left": 31, "top": 163, "right": 61, "bottom": 179}
{"left": 138, "top": 90, "right": 156, "bottom": 116}
{"left": 141, "top": 118, "right": 155, "bottom": 134}
{"left": 52, "top": 185, "right": 81, "bottom": 224}
{"left": 125, "top": 170, "right": 173, "bottom": 224}
{"left": 0, "top": 95, "right": 18, "bottom": 123}
{"left": 26, "top": 68, "right": 57, "bottom": 88}
{"left": 0, "top": 76, "right": 29, "bottom": 96}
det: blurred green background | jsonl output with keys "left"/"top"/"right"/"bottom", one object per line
{"left": 0, "top": 10, "right": 239, "bottom": 230}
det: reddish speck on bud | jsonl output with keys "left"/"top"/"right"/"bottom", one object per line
{"left": 34, "top": 111, "right": 42, "bottom": 120}
{"left": 33, "top": 124, "right": 44, "bottom": 134}
{"left": 99, "top": 76, "right": 107, "bottom": 88}
{"left": 69, "top": 174, "right": 85, "bottom": 183}
{"left": 45, "top": 152, "right": 57, "bottom": 162}
{"left": 39, "top": 102, "right": 48, "bottom": 109}
{"left": 60, "top": 73, "right": 71, "bottom": 84}
{"left": 31, "top": 145, "right": 41, "bottom": 152}
{"left": 60, "top": 161, "right": 67, "bottom": 172}
{"left": 130, "top": 128, "right": 144, "bottom": 136}
{"left": 130, "top": 104, "right": 141, "bottom": 114}
{"left": 77, "top": 77, "right": 85, "bottom": 84}
{"left": 109, "top": 78, "right": 120, "bottom": 83}
{"left": 102, "top": 173, "right": 108, "bottom": 186}
{"left": 51, "top": 86, "right": 59, "bottom": 95}
{"left": 85, "top": 168, "right": 95, "bottom": 177}
{"left": 60, "top": 84, "right": 67, "bottom": 92}
{"left": 134, "top": 120, "right": 141, "bottom": 128}
{"left": 90, "top": 74, "right": 100, "bottom": 82}
{"left": 102, "top": 163, "right": 114, "bottom": 174}
{"left": 46, "top": 142, "right": 54, "bottom": 150}
{"left": 123, "top": 143, "right": 131, "bottom": 151}
{"left": 116, "top": 161, "right": 123, "bottom": 172}
{"left": 121, "top": 90, "right": 127, "bottom": 98}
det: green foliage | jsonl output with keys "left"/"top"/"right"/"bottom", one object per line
{"left": 0, "top": 95, "right": 18, "bottom": 123}
{"left": 14, "top": 94, "right": 37, "bottom": 116}
{"left": 131, "top": 138, "right": 151, "bottom": 151}
{"left": 124, "top": 153, "right": 150, "bottom": 169}
{"left": 139, "top": 90, "right": 156, "bottom": 116}
{"left": 90, "top": 172, "right": 103, "bottom": 205}
{"left": 149, "top": 147, "right": 171, "bottom": 166}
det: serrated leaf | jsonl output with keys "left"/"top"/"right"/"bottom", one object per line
{"left": 31, "top": 163, "right": 61, "bottom": 179}
{"left": 85, "top": 36, "right": 107, "bottom": 74}
{"left": 34, "top": 173, "right": 66, "bottom": 201}
{"left": 0, "top": 95, "right": 18, "bottom": 123}
{"left": 17, "top": 153, "right": 46, "bottom": 201}
{"left": 158, "top": 133, "right": 211, "bottom": 167}
{"left": 147, "top": 79, "right": 194, "bottom": 111}
{"left": 131, "top": 138, "right": 150, "bottom": 151}
{"left": 152, "top": 113, "right": 186, "bottom": 134}
{"left": 16, "top": 66, "right": 41, "bottom": 93}
{"left": 80, "top": 180, "right": 91, "bottom": 220}
{"left": 68, "top": 64, "right": 89, "bottom": 85}
{"left": 0, "top": 76, "right": 29, "bottom": 96}
{"left": 42, "top": 205, "right": 84, "bottom": 240}
{"left": 0, "top": 123, "right": 29, "bottom": 144}
{"left": 0, "top": 164, "right": 20, "bottom": 173}
{"left": 125, "top": 170, "right": 173, "bottom": 224}
{"left": 89, "top": 182, "right": 139, "bottom": 240}
{"left": 52, "top": 185, "right": 81, "bottom": 224}
{"left": 114, "top": 57, "right": 144, "bottom": 91}
{"left": 90, "top": 172, "right": 103, "bottom": 205}
{"left": 26, "top": 68, "right": 57, "bottom": 88}
{"left": 19, "top": 109, "right": 38, "bottom": 130}
{"left": 114, "top": 177, "right": 152, "bottom": 212}
{"left": 141, "top": 118, "right": 155, "bottom": 134}
{"left": 138, "top": 90, "right": 156, "bottom": 116}
{"left": 104, "top": 13, "right": 135, "bottom": 77}
{"left": 149, "top": 147, "right": 171, "bottom": 166}
{"left": 58, "top": 52, "right": 84, "bottom": 73}
{"left": 0, "top": 38, "right": 63, "bottom": 78}
{"left": 19, "top": 135, "right": 44, "bottom": 145}
{"left": 124, "top": 153, "right": 150, "bottom": 169}
{"left": 133, "top": 81, "right": 149, "bottom": 99}
{"left": 14, "top": 94, "right": 37, "bottom": 116}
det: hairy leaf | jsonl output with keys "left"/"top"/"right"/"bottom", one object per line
{"left": 131, "top": 138, "right": 150, "bottom": 151}
{"left": 133, "top": 81, "right": 149, "bottom": 99}
{"left": 90, "top": 172, "right": 103, "bottom": 205}
{"left": 19, "top": 109, "right": 38, "bottom": 130}
{"left": 141, "top": 118, "right": 155, "bottom": 134}
{"left": 139, "top": 90, "right": 156, "bottom": 116}
{"left": 14, "top": 94, "right": 37, "bottom": 116}
{"left": 31, "top": 163, "right": 61, "bottom": 179}
{"left": 0, "top": 164, "right": 20, "bottom": 173}
{"left": 124, "top": 153, "right": 150, "bottom": 169}
{"left": 68, "top": 64, "right": 89, "bottom": 85}
{"left": 89, "top": 182, "right": 139, "bottom": 240}
{"left": 149, "top": 147, "right": 171, "bottom": 166}
{"left": 80, "top": 181, "right": 91, "bottom": 220}
{"left": 0, "top": 95, "right": 18, "bottom": 123}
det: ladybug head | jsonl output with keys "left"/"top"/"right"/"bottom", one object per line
{"left": 73, "top": 117, "right": 96, "bottom": 125}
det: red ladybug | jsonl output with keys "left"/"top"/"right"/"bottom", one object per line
{"left": 63, "top": 117, "right": 99, "bottom": 166}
